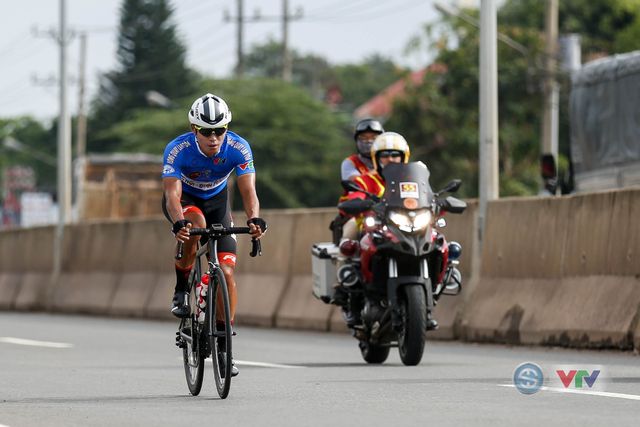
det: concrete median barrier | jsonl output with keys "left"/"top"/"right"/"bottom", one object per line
{"left": 275, "top": 209, "right": 336, "bottom": 331}
{"left": 49, "top": 221, "right": 127, "bottom": 314}
{"left": 431, "top": 200, "right": 477, "bottom": 339}
{"left": 7, "top": 226, "right": 55, "bottom": 311}
{"left": 109, "top": 218, "right": 167, "bottom": 317}
{"left": 142, "top": 219, "right": 178, "bottom": 320}
{"left": 460, "top": 189, "right": 640, "bottom": 350}
{"left": 0, "top": 229, "right": 23, "bottom": 309}
{"left": 233, "top": 210, "right": 297, "bottom": 327}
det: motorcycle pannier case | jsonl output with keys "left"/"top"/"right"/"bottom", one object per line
{"left": 311, "top": 242, "right": 339, "bottom": 302}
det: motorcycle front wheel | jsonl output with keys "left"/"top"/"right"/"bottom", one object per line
{"left": 398, "top": 285, "right": 427, "bottom": 366}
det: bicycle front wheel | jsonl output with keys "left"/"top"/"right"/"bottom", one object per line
{"left": 207, "top": 267, "right": 233, "bottom": 399}
{"left": 181, "top": 315, "right": 204, "bottom": 396}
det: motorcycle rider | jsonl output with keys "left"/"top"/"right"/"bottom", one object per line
{"left": 341, "top": 118, "right": 385, "bottom": 181}
{"left": 337, "top": 132, "right": 438, "bottom": 330}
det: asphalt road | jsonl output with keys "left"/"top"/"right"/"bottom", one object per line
{"left": 1, "top": 313, "right": 639, "bottom": 427}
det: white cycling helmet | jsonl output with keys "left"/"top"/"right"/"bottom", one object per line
{"left": 188, "top": 93, "right": 232, "bottom": 128}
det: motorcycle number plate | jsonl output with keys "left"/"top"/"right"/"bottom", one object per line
{"left": 399, "top": 182, "right": 419, "bottom": 198}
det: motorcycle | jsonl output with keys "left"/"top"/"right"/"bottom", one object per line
{"left": 311, "top": 161, "right": 466, "bottom": 366}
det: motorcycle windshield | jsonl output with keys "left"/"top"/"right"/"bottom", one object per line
{"left": 381, "top": 161, "right": 433, "bottom": 209}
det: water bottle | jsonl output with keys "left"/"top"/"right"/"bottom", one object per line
{"left": 196, "top": 274, "right": 210, "bottom": 323}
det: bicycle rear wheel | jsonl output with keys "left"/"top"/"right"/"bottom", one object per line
{"left": 207, "top": 267, "right": 232, "bottom": 399}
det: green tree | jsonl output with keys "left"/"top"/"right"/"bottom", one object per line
{"left": 103, "top": 78, "right": 351, "bottom": 208}
{"left": 244, "top": 41, "right": 404, "bottom": 110}
{"left": 332, "top": 55, "right": 406, "bottom": 110}
{"left": 244, "top": 39, "right": 335, "bottom": 99}
{"left": 0, "top": 118, "right": 56, "bottom": 192}
{"left": 389, "top": 4, "right": 546, "bottom": 197}
{"left": 499, "top": 0, "right": 640, "bottom": 56}
{"left": 88, "top": 0, "right": 197, "bottom": 152}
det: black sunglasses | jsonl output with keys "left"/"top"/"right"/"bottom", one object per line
{"left": 378, "top": 151, "right": 402, "bottom": 159}
{"left": 195, "top": 125, "right": 227, "bottom": 137}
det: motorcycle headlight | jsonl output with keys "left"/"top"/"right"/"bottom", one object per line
{"left": 364, "top": 215, "right": 378, "bottom": 228}
{"left": 389, "top": 211, "right": 412, "bottom": 231}
{"left": 388, "top": 209, "right": 432, "bottom": 232}
{"left": 413, "top": 210, "right": 432, "bottom": 230}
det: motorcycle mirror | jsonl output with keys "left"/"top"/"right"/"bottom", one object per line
{"left": 440, "top": 196, "right": 467, "bottom": 214}
{"left": 338, "top": 198, "right": 375, "bottom": 215}
{"left": 438, "top": 179, "right": 462, "bottom": 195}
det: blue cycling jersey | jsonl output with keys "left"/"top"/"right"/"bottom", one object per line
{"left": 161, "top": 130, "right": 255, "bottom": 199}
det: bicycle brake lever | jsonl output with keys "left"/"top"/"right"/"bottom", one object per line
{"left": 175, "top": 242, "right": 184, "bottom": 260}
{"left": 250, "top": 238, "right": 262, "bottom": 257}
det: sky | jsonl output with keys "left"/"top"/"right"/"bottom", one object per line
{"left": 0, "top": 0, "right": 466, "bottom": 122}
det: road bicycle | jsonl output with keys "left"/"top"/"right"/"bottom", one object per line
{"left": 174, "top": 224, "right": 261, "bottom": 399}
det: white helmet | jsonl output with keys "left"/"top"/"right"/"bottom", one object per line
{"left": 370, "top": 132, "right": 411, "bottom": 172}
{"left": 188, "top": 93, "right": 232, "bottom": 128}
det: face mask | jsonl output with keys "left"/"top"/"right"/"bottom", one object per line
{"left": 357, "top": 139, "right": 374, "bottom": 158}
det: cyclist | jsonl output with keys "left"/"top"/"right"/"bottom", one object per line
{"left": 162, "top": 93, "right": 267, "bottom": 376}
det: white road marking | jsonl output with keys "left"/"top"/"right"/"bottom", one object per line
{"left": 498, "top": 384, "right": 640, "bottom": 401}
{"left": 0, "top": 424, "right": 12, "bottom": 427}
{"left": 178, "top": 357, "right": 302, "bottom": 369}
{"left": 0, "top": 337, "right": 74, "bottom": 349}
{"left": 235, "top": 360, "right": 303, "bottom": 369}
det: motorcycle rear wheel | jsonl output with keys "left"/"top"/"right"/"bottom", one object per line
{"left": 398, "top": 285, "right": 427, "bottom": 366}
{"left": 359, "top": 340, "right": 390, "bottom": 364}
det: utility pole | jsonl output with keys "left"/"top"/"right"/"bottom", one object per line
{"left": 236, "top": 0, "right": 244, "bottom": 77}
{"left": 75, "top": 32, "right": 88, "bottom": 221}
{"left": 225, "top": 1, "right": 302, "bottom": 81}
{"left": 57, "top": 0, "right": 72, "bottom": 224}
{"left": 478, "top": 0, "right": 499, "bottom": 247}
{"left": 51, "top": 0, "right": 74, "bottom": 299}
{"left": 541, "top": 0, "right": 559, "bottom": 192}
{"left": 281, "top": 1, "right": 304, "bottom": 82}
{"left": 282, "top": 0, "right": 291, "bottom": 82}
{"left": 76, "top": 32, "right": 87, "bottom": 160}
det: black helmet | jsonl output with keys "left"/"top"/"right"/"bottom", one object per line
{"left": 353, "top": 118, "right": 384, "bottom": 141}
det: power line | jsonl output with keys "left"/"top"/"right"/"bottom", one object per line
{"left": 0, "top": 30, "right": 31, "bottom": 57}
{"left": 1, "top": 38, "right": 48, "bottom": 67}
{"left": 173, "top": 0, "right": 221, "bottom": 24}
{"left": 185, "top": 20, "right": 234, "bottom": 53}
{"left": 305, "top": 0, "right": 378, "bottom": 19}
{"left": 0, "top": 80, "right": 33, "bottom": 108}
{"left": 305, "top": 0, "right": 425, "bottom": 23}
